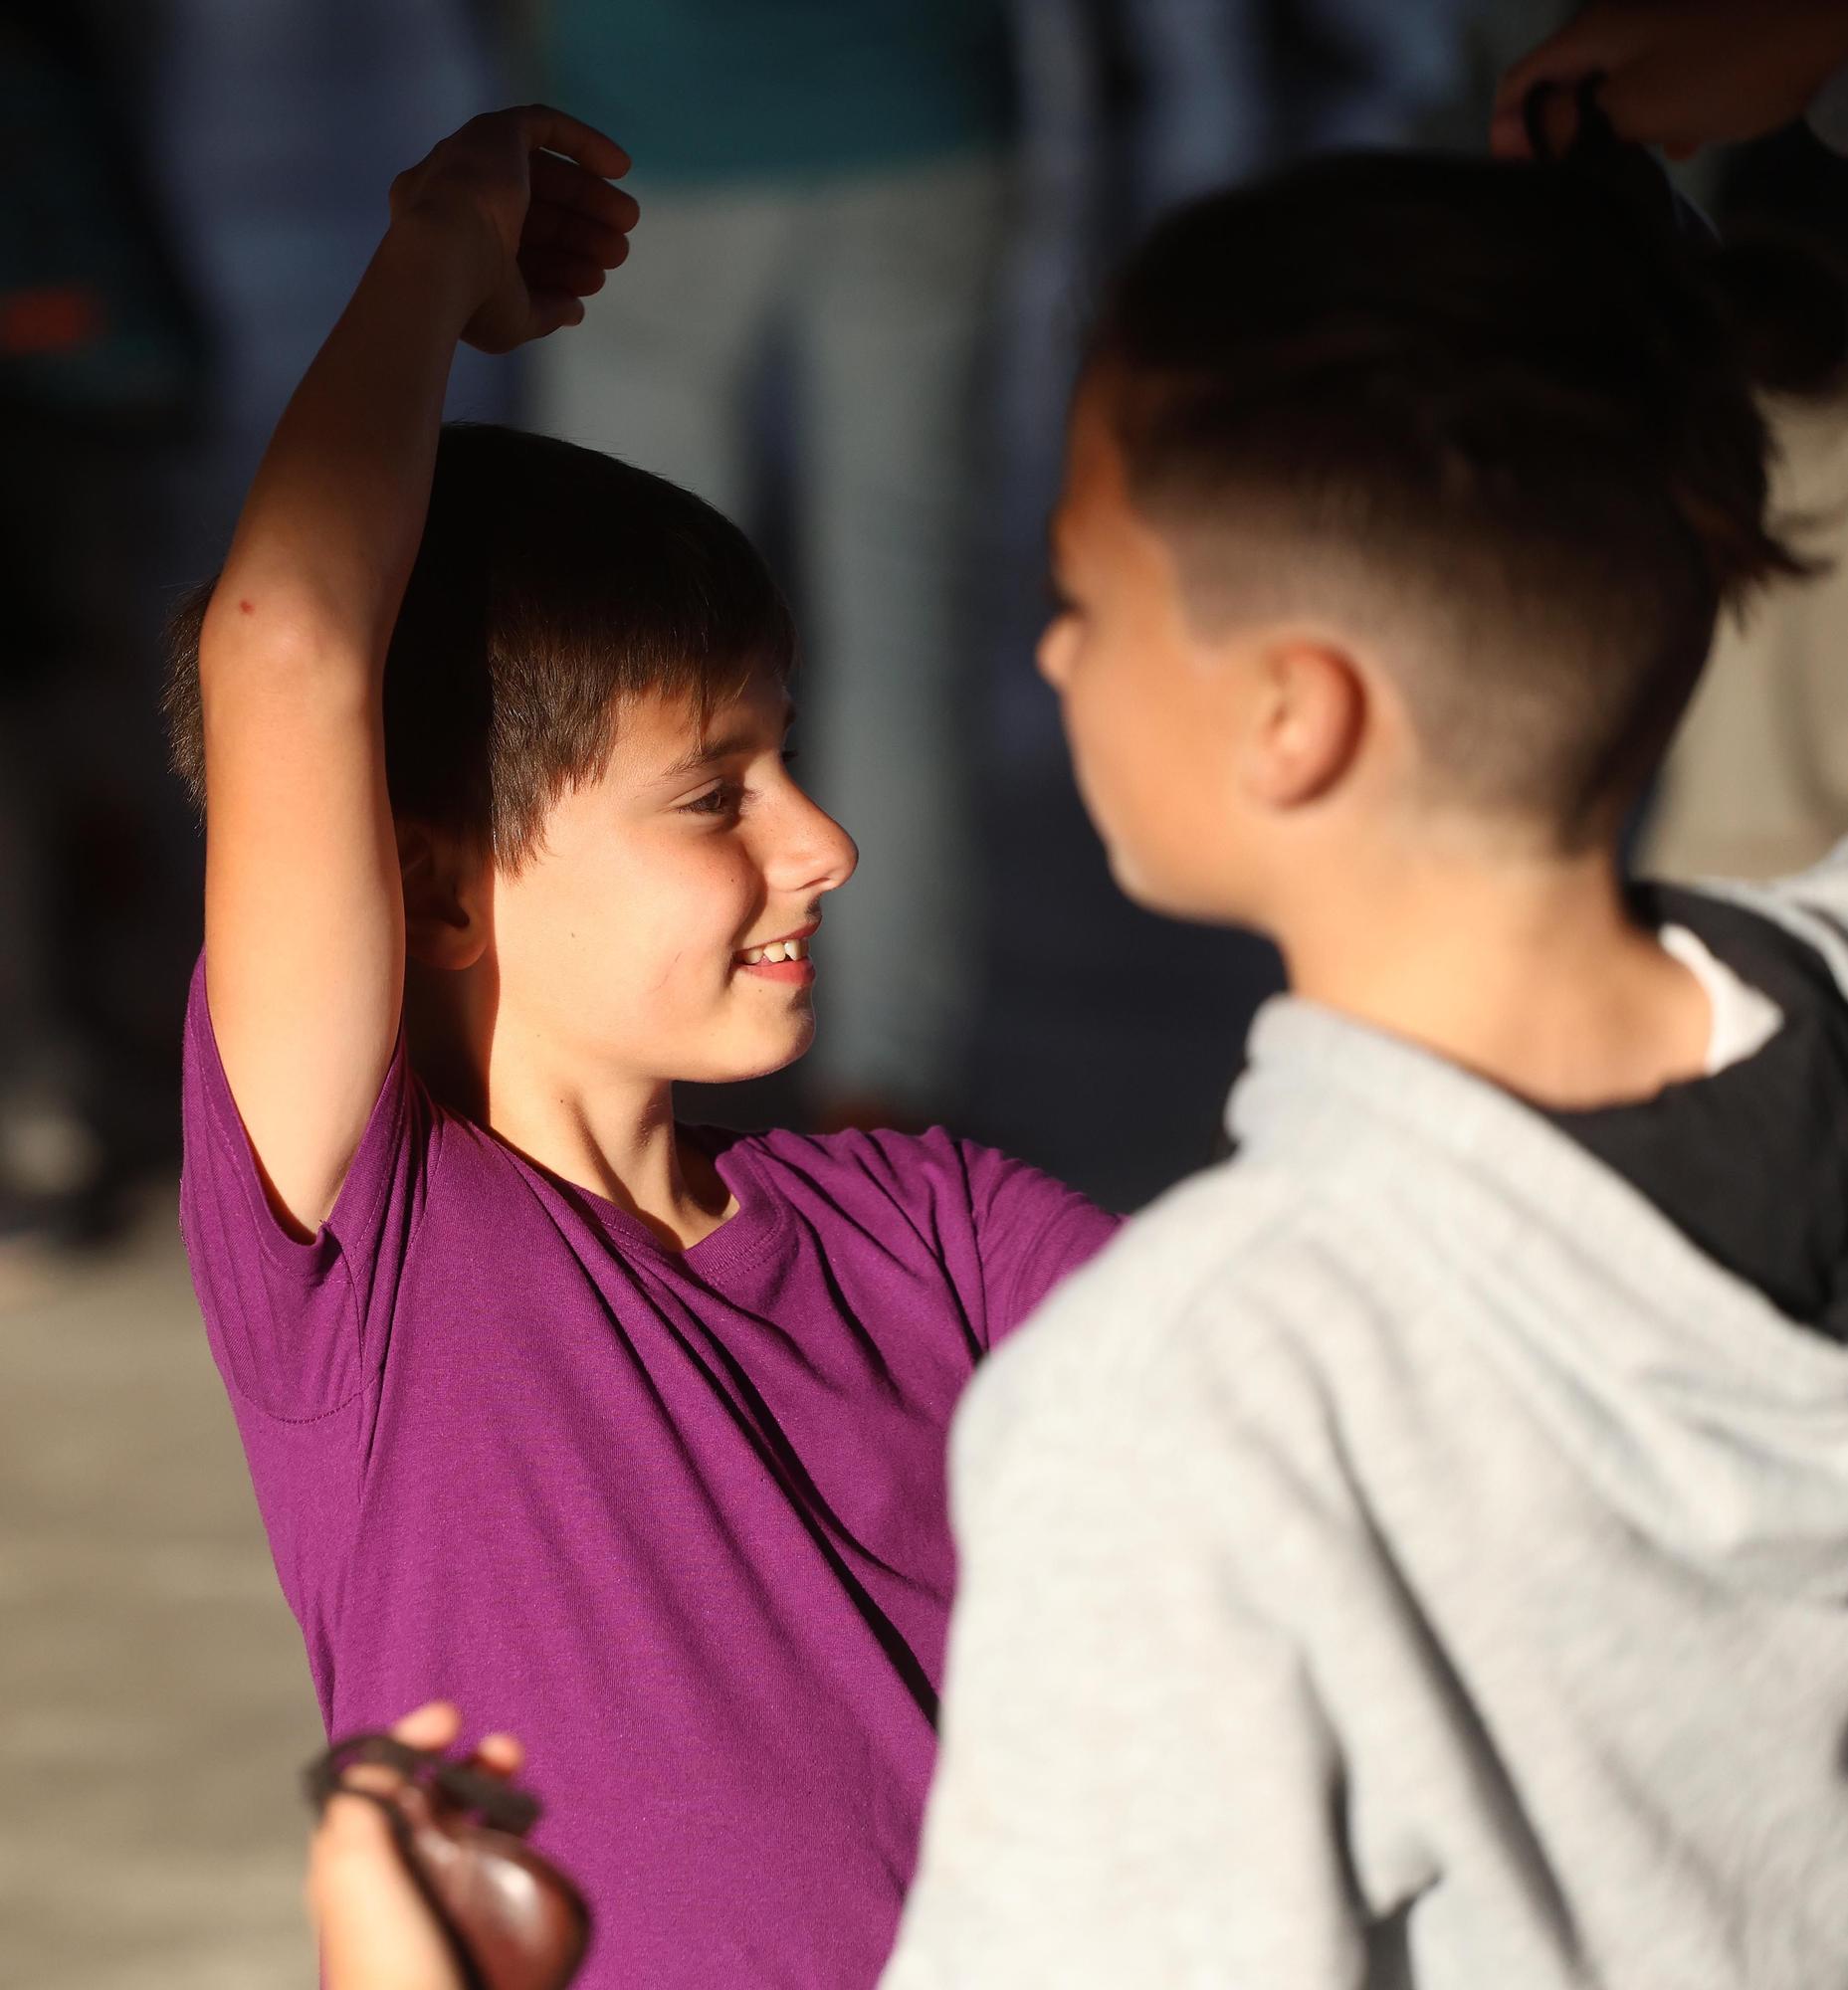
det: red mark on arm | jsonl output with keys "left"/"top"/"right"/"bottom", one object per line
{"left": 238, "top": 599, "right": 254, "bottom": 614}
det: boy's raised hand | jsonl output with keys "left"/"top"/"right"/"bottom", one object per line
{"left": 197, "top": 106, "right": 632, "bottom": 1244}
{"left": 388, "top": 105, "right": 637, "bottom": 352}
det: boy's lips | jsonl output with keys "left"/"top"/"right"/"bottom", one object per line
{"left": 737, "top": 950, "right": 815, "bottom": 986}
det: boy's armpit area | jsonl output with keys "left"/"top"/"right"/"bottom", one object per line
{"left": 179, "top": 954, "right": 426, "bottom": 1420}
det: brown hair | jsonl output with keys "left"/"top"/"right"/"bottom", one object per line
{"left": 1086, "top": 148, "right": 1847, "bottom": 849}
{"left": 164, "top": 423, "right": 795, "bottom": 867}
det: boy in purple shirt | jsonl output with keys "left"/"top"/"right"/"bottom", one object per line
{"left": 167, "top": 107, "right": 1114, "bottom": 1989}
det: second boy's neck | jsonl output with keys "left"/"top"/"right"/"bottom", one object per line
{"left": 1279, "top": 847, "right": 1715, "bottom": 1114}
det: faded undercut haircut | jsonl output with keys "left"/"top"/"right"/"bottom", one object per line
{"left": 1087, "top": 148, "right": 1848, "bottom": 850}
{"left": 164, "top": 423, "right": 796, "bottom": 868}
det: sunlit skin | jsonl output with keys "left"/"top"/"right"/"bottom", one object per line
{"left": 1040, "top": 376, "right": 1715, "bottom": 1110}
{"left": 1038, "top": 377, "right": 1393, "bottom": 928}
{"left": 399, "top": 664, "right": 857, "bottom": 1250}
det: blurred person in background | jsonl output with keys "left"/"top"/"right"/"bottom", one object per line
{"left": 1121, "top": 0, "right": 1475, "bottom": 212}
{"left": 533, "top": 0, "right": 1017, "bottom": 1133}
{"left": 0, "top": 0, "right": 205, "bottom": 1245}
{"left": 142, "top": 0, "right": 513, "bottom": 569}
{"left": 1494, "top": 0, "right": 1848, "bottom": 890}
{"left": 0, "top": 0, "right": 518, "bottom": 1250}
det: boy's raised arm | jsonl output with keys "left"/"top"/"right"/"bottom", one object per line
{"left": 198, "top": 107, "right": 632, "bottom": 1237}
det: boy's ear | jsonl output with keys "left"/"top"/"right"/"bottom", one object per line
{"left": 397, "top": 820, "right": 491, "bottom": 970}
{"left": 1236, "top": 637, "right": 1366, "bottom": 811}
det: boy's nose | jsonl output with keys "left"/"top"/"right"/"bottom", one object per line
{"left": 815, "top": 817, "right": 858, "bottom": 894}
{"left": 775, "top": 793, "right": 858, "bottom": 896}
{"left": 1037, "top": 618, "right": 1073, "bottom": 692}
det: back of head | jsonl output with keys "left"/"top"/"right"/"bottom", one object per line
{"left": 166, "top": 424, "right": 795, "bottom": 866}
{"left": 1086, "top": 146, "right": 1848, "bottom": 851}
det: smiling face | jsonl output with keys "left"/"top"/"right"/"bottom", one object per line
{"left": 473, "top": 664, "right": 858, "bottom": 1089}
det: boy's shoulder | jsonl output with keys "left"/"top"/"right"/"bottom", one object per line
{"left": 714, "top": 1119, "right": 1110, "bottom": 1227}
{"left": 946, "top": 1151, "right": 1396, "bottom": 1604}
{"left": 718, "top": 1117, "right": 969, "bottom": 1181}
{"left": 714, "top": 1121, "right": 1120, "bottom": 1332}
{"left": 959, "top": 1150, "right": 1349, "bottom": 1441}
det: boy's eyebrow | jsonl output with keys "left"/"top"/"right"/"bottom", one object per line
{"left": 657, "top": 697, "right": 797, "bottom": 781}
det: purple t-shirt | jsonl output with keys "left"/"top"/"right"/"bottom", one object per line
{"left": 177, "top": 959, "right": 1117, "bottom": 1988}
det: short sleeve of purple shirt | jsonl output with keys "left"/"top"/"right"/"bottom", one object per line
{"left": 177, "top": 954, "right": 1119, "bottom": 1990}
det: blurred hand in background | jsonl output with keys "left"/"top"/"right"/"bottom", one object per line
{"left": 1492, "top": 0, "right": 1848, "bottom": 159}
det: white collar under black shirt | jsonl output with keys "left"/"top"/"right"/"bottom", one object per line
{"left": 1546, "top": 886, "right": 1848, "bottom": 1342}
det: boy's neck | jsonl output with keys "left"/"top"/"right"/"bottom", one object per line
{"left": 1276, "top": 844, "right": 1715, "bottom": 1112}
{"left": 407, "top": 964, "right": 736, "bottom": 1252}
{"left": 486, "top": 1064, "right": 737, "bottom": 1254}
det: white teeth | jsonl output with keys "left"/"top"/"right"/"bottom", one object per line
{"left": 737, "top": 935, "right": 810, "bottom": 966}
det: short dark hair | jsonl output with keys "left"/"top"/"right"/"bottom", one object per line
{"left": 164, "top": 423, "right": 795, "bottom": 867}
{"left": 1086, "top": 148, "right": 1847, "bottom": 848}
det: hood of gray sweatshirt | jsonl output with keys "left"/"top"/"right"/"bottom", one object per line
{"left": 1235, "top": 871, "right": 1848, "bottom": 1609}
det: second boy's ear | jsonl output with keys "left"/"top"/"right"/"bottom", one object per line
{"left": 1236, "top": 638, "right": 1367, "bottom": 813}
{"left": 398, "top": 821, "right": 492, "bottom": 970}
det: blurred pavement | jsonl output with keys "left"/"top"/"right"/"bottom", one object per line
{"left": 1, "top": 1192, "right": 320, "bottom": 1990}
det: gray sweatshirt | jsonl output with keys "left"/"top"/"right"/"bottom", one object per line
{"left": 882, "top": 858, "right": 1848, "bottom": 1989}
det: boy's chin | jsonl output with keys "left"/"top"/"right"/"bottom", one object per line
{"left": 1104, "top": 842, "right": 1194, "bottom": 917}
{"left": 1107, "top": 845, "right": 1252, "bottom": 929}
{"left": 680, "top": 1014, "right": 816, "bottom": 1088}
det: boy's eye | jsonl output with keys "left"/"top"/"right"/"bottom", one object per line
{"left": 678, "top": 745, "right": 794, "bottom": 820}
{"left": 682, "top": 781, "right": 745, "bottom": 819}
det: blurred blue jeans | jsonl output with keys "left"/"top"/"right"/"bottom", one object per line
{"left": 145, "top": 0, "right": 510, "bottom": 543}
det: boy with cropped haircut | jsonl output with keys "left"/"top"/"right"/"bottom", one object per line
{"left": 169, "top": 107, "right": 1115, "bottom": 1990}
{"left": 882, "top": 145, "right": 1848, "bottom": 1986}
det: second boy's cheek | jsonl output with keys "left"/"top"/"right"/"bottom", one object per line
{"left": 1060, "top": 675, "right": 1129, "bottom": 835}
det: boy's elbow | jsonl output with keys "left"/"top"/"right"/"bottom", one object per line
{"left": 197, "top": 589, "right": 379, "bottom": 716}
